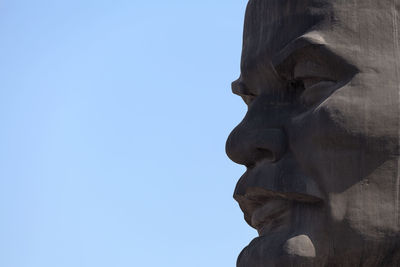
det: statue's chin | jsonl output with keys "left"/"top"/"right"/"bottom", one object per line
{"left": 237, "top": 234, "right": 317, "bottom": 267}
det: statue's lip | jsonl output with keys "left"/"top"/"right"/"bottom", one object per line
{"left": 235, "top": 186, "right": 323, "bottom": 203}
{"left": 234, "top": 187, "right": 322, "bottom": 231}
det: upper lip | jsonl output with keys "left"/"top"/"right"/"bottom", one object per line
{"left": 234, "top": 186, "right": 322, "bottom": 231}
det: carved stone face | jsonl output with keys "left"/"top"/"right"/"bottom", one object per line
{"left": 226, "top": 0, "right": 400, "bottom": 266}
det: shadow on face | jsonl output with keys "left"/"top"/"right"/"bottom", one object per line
{"left": 227, "top": 0, "right": 400, "bottom": 266}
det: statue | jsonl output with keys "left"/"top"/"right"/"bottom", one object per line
{"left": 226, "top": 0, "right": 400, "bottom": 266}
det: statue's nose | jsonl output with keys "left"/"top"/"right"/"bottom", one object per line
{"left": 225, "top": 123, "right": 286, "bottom": 167}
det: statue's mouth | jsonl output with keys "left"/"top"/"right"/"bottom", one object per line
{"left": 232, "top": 155, "right": 324, "bottom": 235}
{"left": 234, "top": 187, "right": 322, "bottom": 235}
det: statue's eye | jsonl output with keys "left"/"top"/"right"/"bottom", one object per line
{"left": 298, "top": 77, "right": 336, "bottom": 106}
{"left": 291, "top": 60, "right": 338, "bottom": 106}
{"left": 288, "top": 79, "right": 305, "bottom": 98}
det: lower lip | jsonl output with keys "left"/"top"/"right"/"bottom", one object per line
{"left": 251, "top": 199, "right": 291, "bottom": 236}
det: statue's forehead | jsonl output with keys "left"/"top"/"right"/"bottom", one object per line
{"left": 241, "top": 0, "right": 332, "bottom": 68}
{"left": 241, "top": 0, "right": 395, "bottom": 71}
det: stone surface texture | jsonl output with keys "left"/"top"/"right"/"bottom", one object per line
{"left": 226, "top": 0, "right": 400, "bottom": 266}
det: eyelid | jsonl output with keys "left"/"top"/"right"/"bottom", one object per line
{"left": 293, "top": 61, "right": 333, "bottom": 81}
{"left": 272, "top": 32, "right": 326, "bottom": 66}
{"left": 300, "top": 80, "right": 337, "bottom": 106}
{"left": 300, "top": 77, "right": 336, "bottom": 88}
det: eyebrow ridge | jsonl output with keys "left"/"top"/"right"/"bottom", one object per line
{"left": 272, "top": 32, "right": 327, "bottom": 67}
{"left": 231, "top": 79, "right": 253, "bottom": 97}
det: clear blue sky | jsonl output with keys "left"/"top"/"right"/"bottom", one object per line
{"left": 0, "top": 1, "right": 255, "bottom": 266}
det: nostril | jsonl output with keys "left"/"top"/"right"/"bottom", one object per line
{"left": 255, "top": 148, "right": 275, "bottom": 162}
{"left": 257, "top": 129, "right": 287, "bottom": 162}
{"left": 226, "top": 126, "right": 287, "bottom": 166}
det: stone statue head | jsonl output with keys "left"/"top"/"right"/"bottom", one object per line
{"left": 226, "top": 0, "right": 400, "bottom": 266}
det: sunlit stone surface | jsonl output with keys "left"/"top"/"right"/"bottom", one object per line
{"left": 226, "top": 0, "right": 400, "bottom": 266}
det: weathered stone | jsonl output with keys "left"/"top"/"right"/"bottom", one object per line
{"left": 226, "top": 0, "right": 400, "bottom": 266}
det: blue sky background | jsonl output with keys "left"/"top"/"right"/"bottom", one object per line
{"left": 0, "top": 1, "right": 254, "bottom": 266}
